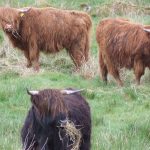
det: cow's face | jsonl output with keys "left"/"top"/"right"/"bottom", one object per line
{"left": 0, "top": 7, "right": 30, "bottom": 32}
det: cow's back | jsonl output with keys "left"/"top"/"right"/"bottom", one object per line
{"left": 20, "top": 8, "right": 91, "bottom": 52}
{"left": 96, "top": 18, "right": 149, "bottom": 68}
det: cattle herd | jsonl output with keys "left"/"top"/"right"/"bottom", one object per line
{"left": 0, "top": 6, "right": 150, "bottom": 150}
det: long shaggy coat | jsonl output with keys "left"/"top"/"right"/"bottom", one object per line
{"left": 0, "top": 7, "right": 92, "bottom": 71}
{"left": 96, "top": 18, "right": 150, "bottom": 86}
{"left": 21, "top": 89, "right": 91, "bottom": 150}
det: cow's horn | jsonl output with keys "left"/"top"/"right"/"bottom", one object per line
{"left": 61, "top": 89, "right": 85, "bottom": 95}
{"left": 143, "top": 28, "right": 150, "bottom": 33}
{"left": 27, "top": 88, "right": 39, "bottom": 95}
{"left": 18, "top": 7, "right": 31, "bottom": 13}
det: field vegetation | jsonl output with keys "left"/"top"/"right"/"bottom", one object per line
{"left": 0, "top": 0, "right": 150, "bottom": 149}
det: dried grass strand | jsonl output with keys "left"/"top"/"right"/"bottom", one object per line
{"left": 58, "top": 119, "right": 82, "bottom": 150}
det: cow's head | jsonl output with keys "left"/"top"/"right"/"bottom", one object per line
{"left": 27, "top": 88, "right": 84, "bottom": 118}
{"left": 0, "top": 7, "right": 30, "bottom": 32}
{"left": 27, "top": 89, "right": 66, "bottom": 118}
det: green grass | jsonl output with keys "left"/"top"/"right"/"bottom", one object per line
{"left": 0, "top": 0, "right": 112, "bottom": 8}
{"left": 0, "top": 0, "right": 150, "bottom": 149}
{"left": 0, "top": 71, "right": 150, "bottom": 149}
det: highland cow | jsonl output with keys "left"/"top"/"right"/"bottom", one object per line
{"left": 96, "top": 18, "right": 150, "bottom": 86}
{"left": 21, "top": 88, "right": 91, "bottom": 150}
{"left": 0, "top": 7, "right": 92, "bottom": 71}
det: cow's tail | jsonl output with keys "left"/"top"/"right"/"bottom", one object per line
{"left": 83, "top": 14, "right": 92, "bottom": 62}
{"left": 70, "top": 12, "right": 92, "bottom": 63}
{"left": 82, "top": 13, "right": 92, "bottom": 32}
{"left": 83, "top": 32, "right": 90, "bottom": 62}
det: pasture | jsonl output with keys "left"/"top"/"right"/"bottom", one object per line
{"left": 0, "top": 0, "right": 150, "bottom": 149}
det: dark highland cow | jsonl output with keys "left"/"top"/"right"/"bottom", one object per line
{"left": 0, "top": 7, "right": 92, "bottom": 71}
{"left": 96, "top": 18, "right": 150, "bottom": 86}
{"left": 21, "top": 88, "right": 91, "bottom": 150}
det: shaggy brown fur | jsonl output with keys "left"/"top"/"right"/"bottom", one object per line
{"left": 0, "top": 7, "right": 92, "bottom": 71}
{"left": 21, "top": 88, "right": 91, "bottom": 150}
{"left": 96, "top": 18, "right": 150, "bottom": 86}
{"left": 32, "top": 89, "right": 68, "bottom": 118}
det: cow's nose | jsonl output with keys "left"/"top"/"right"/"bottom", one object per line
{"left": 4, "top": 24, "right": 13, "bottom": 31}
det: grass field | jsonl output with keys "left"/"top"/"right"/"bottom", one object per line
{"left": 0, "top": 0, "right": 150, "bottom": 150}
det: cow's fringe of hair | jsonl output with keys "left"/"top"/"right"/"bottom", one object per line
{"left": 58, "top": 119, "right": 82, "bottom": 150}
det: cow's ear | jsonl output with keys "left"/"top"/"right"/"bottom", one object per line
{"left": 18, "top": 7, "right": 31, "bottom": 17}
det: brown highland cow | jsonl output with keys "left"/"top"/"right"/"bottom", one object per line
{"left": 0, "top": 7, "right": 92, "bottom": 71}
{"left": 96, "top": 18, "right": 150, "bottom": 86}
{"left": 21, "top": 88, "right": 91, "bottom": 150}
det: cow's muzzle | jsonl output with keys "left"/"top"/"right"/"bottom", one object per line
{"left": 4, "top": 24, "right": 13, "bottom": 32}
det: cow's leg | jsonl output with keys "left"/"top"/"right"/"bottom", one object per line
{"left": 29, "top": 50, "right": 40, "bottom": 72}
{"left": 110, "top": 68, "right": 123, "bottom": 86}
{"left": 134, "top": 58, "right": 145, "bottom": 85}
{"left": 29, "top": 40, "right": 40, "bottom": 71}
{"left": 24, "top": 50, "right": 32, "bottom": 68}
{"left": 99, "top": 52, "right": 108, "bottom": 83}
{"left": 106, "top": 59, "right": 123, "bottom": 86}
{"left": 69, "top": 46, "right": 85, "bottom": 70}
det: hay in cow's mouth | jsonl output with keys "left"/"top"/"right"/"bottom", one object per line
{"left": 58, "top": 119, "right": 82, "bottom": 150}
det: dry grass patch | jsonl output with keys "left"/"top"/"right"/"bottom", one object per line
{"left": 83, "top": 0, "right": 150, "bottom": 17}
{"left": 76, "top": 56, "right": 98, "bottom": 79}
